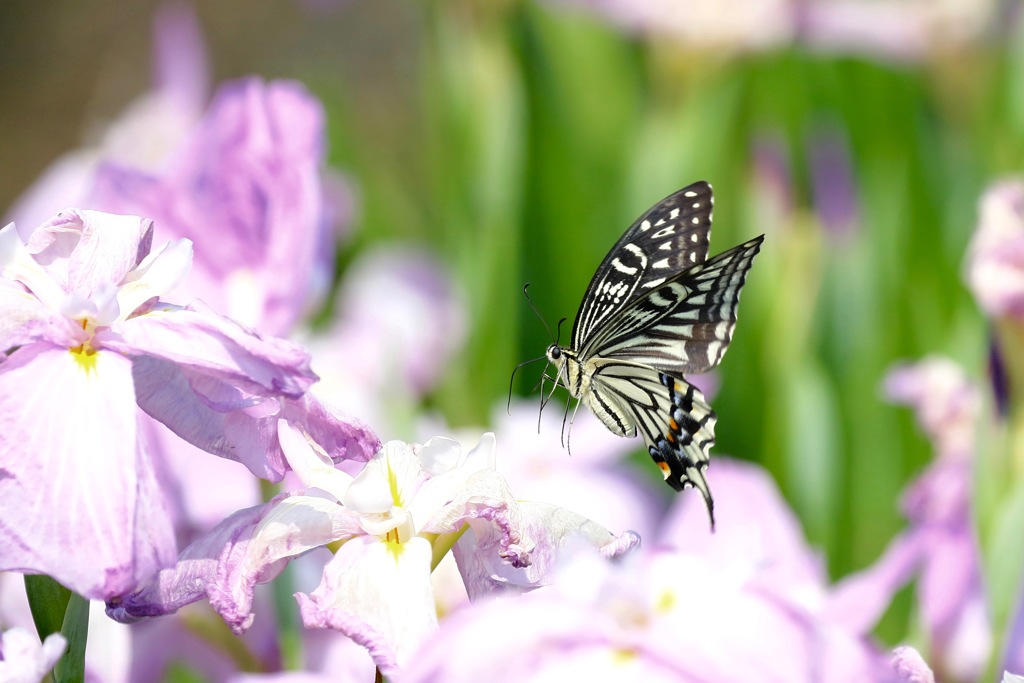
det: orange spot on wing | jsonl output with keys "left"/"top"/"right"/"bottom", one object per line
{"left": 657, "top": 462, "right": 671, "bottom": 479}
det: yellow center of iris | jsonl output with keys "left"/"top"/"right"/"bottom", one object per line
{"left": 69, "top": 344, "right": 98, "bottom": 373}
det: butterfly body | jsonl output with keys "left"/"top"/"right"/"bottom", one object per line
{"left": 543, "top": 181, "right": 762, "bottom": 525}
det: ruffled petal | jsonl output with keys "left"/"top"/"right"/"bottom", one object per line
{"left": 107, "top": 493, "right": 359, "bottom": 632}
{"left": 107, "top": 501, "right": 275, "bottom": 625}
{"left": 448, "top": 481, "right": 640, "bottom": 600}
{"left": 0, "top": 344, "right": 172, "bottom": 598}
{"left": 129, "top": 354, "right": 376, "bottom": 480}
{"left": 296, "top": 535, "right": 437, "bottom": 677}
{"left": 27, "top": 209, "right": 153, "bottom": 298}
{"left": 100, "top": 302, "right": 317, "bottom": 397}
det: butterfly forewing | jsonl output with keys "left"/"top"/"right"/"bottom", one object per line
{"left": 571, "top": 181, "right": 714, "bottom": 349}
{"left": 580, "top": 235, "right": 764, "bottom": 377}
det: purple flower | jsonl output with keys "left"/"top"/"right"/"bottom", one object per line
{"left": 892, "top": 646, "right": 936, "bottom": 683}
{"left": 402, "top": 457, "right": 909, "bottom": 683}
{"left": 807, "top": 123, "right": 860, "bottom": 243}
{"left": 661, "top": 457, "right": 920, "bottom": 664}
{"left": 91, "top": 77, "right": 337, "bottom": 337}
{"left": 106, "top": 426, "right": 635, "bottom": 678}
{"left": 0, "top": 210, "right": 377, "bottom": 599}
{"left": 966, "top": 180, "right": 1024, "bottom": 320}
{"left": 404, "top": 543, "right": 894, "bottom": 683}
{"left": 881, "top": 357, "right": 990, "bottom": 681}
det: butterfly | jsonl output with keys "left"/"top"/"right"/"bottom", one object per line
{"left": 542, "top": 181, "right": 763, "bottom": 527}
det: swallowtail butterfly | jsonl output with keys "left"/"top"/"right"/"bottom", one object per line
{"left": 544, "top": 181, "right": 763, "bottom": 526}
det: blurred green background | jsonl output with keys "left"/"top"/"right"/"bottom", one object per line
{"left": 0, "top": 0, "right": 1014, "bottom": 608}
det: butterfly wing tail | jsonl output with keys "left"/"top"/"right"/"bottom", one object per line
{"left": 647, "top": 374, "right": 717, "bottom": 529}
{"left": 686, "top": 464, "right": 715, "bottom": 531}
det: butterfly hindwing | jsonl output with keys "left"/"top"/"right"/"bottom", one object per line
{"left": 581, "top": 235, "right": 763, "bottom": 377}
{"left": 571, "top": 181, "right": 714, "bottom": 349}
{"left": 587, "top": 360, "right": 717, "bottom": 517}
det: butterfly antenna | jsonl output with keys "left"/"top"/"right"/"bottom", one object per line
{"left": 523, "top": 283, "right": 558, "bottom": 344}
{"left": 554, "top": 316, "right": 568, "bottom": 345}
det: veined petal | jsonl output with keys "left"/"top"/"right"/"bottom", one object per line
{"left": 28, "top": 210, "right": 154, "bottom": 298}
{"left": 211, "top": 494, "right": 362, "bottom": 632}
{"left": 101, "top": 302, "right": 317, "bottom": 397}
{"left": 0, "top": 344, "right": 163, "bottom": 598}
{"left": 450, "top": 495, "right": 639, "bottom": 601}
{"left": 130, "top": 355, "right": 287, "bottom": 478}
{"left": 296, "top": 535, "right": 437, "bottom": 677}
{"left": 108, "top": 493, "right": 361, "bottom": 631}
{"left": 891, "top": 646, "right": 936, "bottom": 683}
{"left": 108, "top": 500, "right": 276, "bottom": 625}
{"left": 0, "top": 222, "right": 65, "bottom": 312}
{"left": 129, "top": 355, "right": 376, "bottom": 479}
{"left": 117, "top": 237, "right": 193, "bottom": 318}
{"left": 286, "top": 392, "right": 378, "bottom": 465}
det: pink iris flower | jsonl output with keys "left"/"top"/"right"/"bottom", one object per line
{"left": 106, "top": 424, "right": 638, "bottom": 678}
{"left": 0, "top": 210, "right": 377, "bottom": 600}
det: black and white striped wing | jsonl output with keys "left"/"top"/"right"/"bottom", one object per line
{"left": 587, "top": 359, "right": 718, "bottom": 518}
{"left": 581, "top": 235, "right": 763, "bottom": 377}
{"left": 571, "top": 181, "right": 714, "bottom": 350}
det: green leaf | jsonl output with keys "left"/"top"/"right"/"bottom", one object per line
{"left": 54, "top": 593, "right": 89, "bottom": 683}
{"left": 25, "top": 575, "right": 89, "bottom": 683}
{"left": 24, "top": 575, "right": 71, "bottom": 640}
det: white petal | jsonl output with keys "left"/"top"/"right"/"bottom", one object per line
{"left": 418, "top": 436, "right": 462, "bottom": 475}
{"left": 345, "top": 441, "right": 422, "bottom": 512}
{"left": 278, "top": 419, "right": 352, "bottom": 501}
{"left": 117, "top": 238, "right": 192, "bottom": 317}
{"left": 0, "top": 223, "right": 65, "bottom": 312}
{"left": 344, "top": 457, "right": 395, "bottom": 514}
{"left": 298, "top": 535, "right": 437, "bottom": 676}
